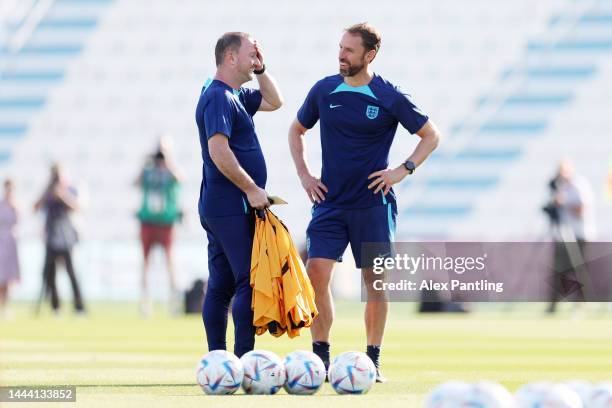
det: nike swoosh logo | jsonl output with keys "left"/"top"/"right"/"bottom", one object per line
{"left": 329, "top": 104, "right": 342, "bottom": 109}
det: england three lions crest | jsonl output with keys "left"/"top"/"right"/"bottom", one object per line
{"left": 366, "top": 105, "right": 379, "bottom": 119}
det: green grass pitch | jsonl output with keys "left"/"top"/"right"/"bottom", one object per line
{"left": 1, "top": 302, "right": 611, "bottom": 407}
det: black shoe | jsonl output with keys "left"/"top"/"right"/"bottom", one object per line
{"left": 375, "top": 368, "right": 387, "bottom": 383}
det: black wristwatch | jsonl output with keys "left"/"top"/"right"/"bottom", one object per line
{"left": 402, "top": 160, "right": 416, "bottom": 174}
{"left": 254, "top": 64, "right": 266, "bottom": 75}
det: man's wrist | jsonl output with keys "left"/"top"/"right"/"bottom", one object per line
{"left": 402, "top": 159, "right": 416, "bottom": 175}
{"left": 254, "top": 64, "right": 266, "bottom": 75}
{"left": 397, "top": 165, "right": 411, "bottom": 179}
{"left": 244, "top": 182, "right": 259, "bottom": 195}
{"left": 297, "top": 167, "right": 311, "bottom": 180}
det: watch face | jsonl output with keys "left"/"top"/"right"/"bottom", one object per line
{"left": 404, "top": 161, "right": 415, "bottom": 173}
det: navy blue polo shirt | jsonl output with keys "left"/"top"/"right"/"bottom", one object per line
{"left": 297, "top": 73, "right": 428, "bottom": 209}
{"left": 195, "top": 79, "right": 264, "bottom": 218}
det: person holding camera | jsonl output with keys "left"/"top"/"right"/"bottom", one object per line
{"left": 136, "top": 138, "right": 183, "bottom": 317}
{"left": 34, "top": 163, "right": 84, "bottom": 315}
{"left": 544, "top": 159, "right": 596, "bottom": 313}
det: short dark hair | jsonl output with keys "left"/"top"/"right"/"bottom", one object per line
{"left": 214, "top": 32, "right": 250, "bottom": 67}
{"left": 345, "top": 22, "right": 381, "bottom": 53}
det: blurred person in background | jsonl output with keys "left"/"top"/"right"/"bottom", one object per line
{"left": 0, "top": 179, "right": 20, "bottom": 319}
{"left": 34, "top": 163, "right": 85, "bottom": 315}
{"left": 544, "top": 159, "right": 596, "bottom": 314}
{"left": 136, "top": 136, "right": 183, "bottom": 317}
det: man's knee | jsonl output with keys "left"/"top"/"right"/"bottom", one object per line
{"left": 307, "top": 259, "right": 334, "bottom": 290}
{"left": 365, "top": 289, "right": 388, "bottom": 303}
{"left": 362, "top": 267, "right": 389, "bottom": 302}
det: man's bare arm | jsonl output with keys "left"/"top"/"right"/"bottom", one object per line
{"left": 368, "top": 119, "right": 441, "bottom": 195}
{"left": 288, "top": 119, "right": 328, "bottom": 203}
{"left": 208, "top": 134, "right": 269, "bottom": 209}
{"left": 404, "top": 119, "right": 441, "bottom": 167}
{"left": 256, "top": 72, "right": 283, "bottom": 111}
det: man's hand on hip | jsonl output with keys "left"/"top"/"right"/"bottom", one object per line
{"left": 300, "top": 173, "right": 328, "bottom": 204}
{"left": 367, "top": 167, "right": 410, "bottom": 196}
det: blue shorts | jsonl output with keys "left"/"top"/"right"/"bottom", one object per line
{"left": 306, "top": 203, "right": 397, "bottom": 268}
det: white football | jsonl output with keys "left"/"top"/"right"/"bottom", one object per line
{"left": 562, "top": 380, "right": 592, "bottom": 406}
{"left": 240, "top": 350, "right": 286, "bottom": 395}
{"left": 516, "top": 382, "right": 583, "bottom": 408}
{"left": 588, "top": 382, "right": 612, "bottom": 408}
{"left": 283, "top": 350, "right": 326, "bottom": 395}
{"left": 196, "top": 350, "right": 244, "bottom": 395}
{"left": 328, "top": 351, "right": 376, "bottom": 395}
{"left": 467, "top": 381, "right": 515, "bottom": 408}
{"left": 424, "top": 381, "right": 473, "bottom": 408}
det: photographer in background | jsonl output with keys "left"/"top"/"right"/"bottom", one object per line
{"left": 136, "top": 137, "right": 183, "bottom": 317}
{"left": 544, "top": 159, "right": 596, "bottom": 314}
{"left": 34, "top": 163, "right": 85, "bottom": 315}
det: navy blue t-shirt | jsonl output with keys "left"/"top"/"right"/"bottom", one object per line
{"left": 195, "top": 79, "right": 265, "bottom": 217}
{"left": 297, "top": 73, "right": 429, "bottom": 209}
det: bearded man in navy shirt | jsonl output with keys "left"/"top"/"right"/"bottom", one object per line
{"left": 288, "top": 22, "right": 441, "bottom": 382}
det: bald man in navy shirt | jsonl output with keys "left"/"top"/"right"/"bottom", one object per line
{"left": 196, "top": 32, "right": 282, "bottom": 357}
